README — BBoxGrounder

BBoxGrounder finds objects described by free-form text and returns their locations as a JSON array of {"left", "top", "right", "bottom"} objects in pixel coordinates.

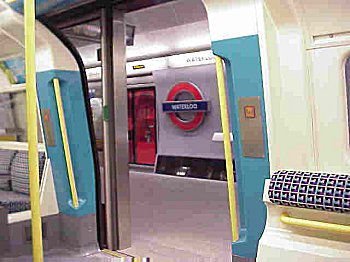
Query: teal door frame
[{"left": 212, "top": 35, "right": 270, "bottom": 258}]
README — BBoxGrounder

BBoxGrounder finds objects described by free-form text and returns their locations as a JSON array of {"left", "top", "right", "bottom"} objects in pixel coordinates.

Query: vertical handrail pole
[
  {"left": 215, "top": 56, "right": 239, "bottom": 241},
  {"left": 24, "top": 0, "right": 44, "bottom": 261},
  {"left": 53, "top": 78, "right": 79, "bottom": 208}
]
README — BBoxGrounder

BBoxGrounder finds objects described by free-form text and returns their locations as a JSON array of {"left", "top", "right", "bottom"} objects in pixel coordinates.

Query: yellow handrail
[
  {"left": 280, "top": 213, "right": 350, "bottom": 234},
  {"left": 53, "top": 78, "right": 79, "bottom": 208},
  {"left": 24, "top": 0, "right": 43, "bottom": 261},
  {"left": 215, "top": 55, "right": 239, "bottom": 241}
]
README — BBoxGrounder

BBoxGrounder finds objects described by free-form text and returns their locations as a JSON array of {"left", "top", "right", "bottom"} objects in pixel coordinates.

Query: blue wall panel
[
  {"left": 37, "top": 70, "right": 96, "bottom": 217},
  {"left": 212, "top": 35, "right": 270, "bottom": 258}
]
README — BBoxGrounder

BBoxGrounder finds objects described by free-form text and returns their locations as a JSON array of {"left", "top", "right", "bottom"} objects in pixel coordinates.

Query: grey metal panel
[
  {"left": 233, "top": 255, "right": 256, "bottom": 262},
  {"left": 101, "top": 6, "right": 131, "bottom": 250},
  {"left": 153, "top": 64, "right": 230, "bottom": 159},
  {"left": 126, "top": 75, "right": 154, "bottom": 85},
  {"left": 0, "top": 207, "right": 9, "bottom": 254},
  {"left": 238, "top": 97, "right": 265, "bottom": 158},
  {"left": 112, "top": 8, "right": 132, "bottom": 250},
  {"left": 127, "top": 83, "right": 155, "bottom": 89},
  {"left": 59, "top": 214, "right": 98, "bottom": 251},
  {"left": 3, "top": 215, "right": 60, "bottom": 258},
  {"left": 101, "top": 6, "right": 116, "bottom": 249}
]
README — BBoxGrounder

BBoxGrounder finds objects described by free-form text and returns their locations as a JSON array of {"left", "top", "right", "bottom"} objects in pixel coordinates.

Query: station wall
[{"left": 154, "top": 63, "right": 226, "bottom": 160}]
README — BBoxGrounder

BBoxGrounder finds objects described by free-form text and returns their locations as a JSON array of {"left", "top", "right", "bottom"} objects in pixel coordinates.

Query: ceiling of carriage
[
  {"left": 2, "top": 0, "right": 176, "bottom": 17},
  {"left": 125, "top": 0, "right": 207, "bottom": 34},
  {"left": 0, "top": 0, "right": 177, "bottom": 80},
  {"left": 60, "top": 0, "right": 209, "bottom": 51},
  {"left": 294, "top": 0, "right": 350, "bottom": 37},
  {"left": 0, "top": 0, "right": 208, "bottom": 83},
  {"left": 70, "top": 0, "right": 210, "bottom": 65},
  {"left": 267, "top": 0, "right": 350, "bottom": 39}
]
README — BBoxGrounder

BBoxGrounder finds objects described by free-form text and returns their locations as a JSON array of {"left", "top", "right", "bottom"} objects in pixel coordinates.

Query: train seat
[
  {"left": 268, "top": 170, "right": 350, "bottom": 213},
  {"left": 0, "top": 149, "right": 45, "bottom": 213},
  {"left": 0, "top": 190, "right": 29, "bottom": 213},
  {"left": 257, "top": 170, "right": 350, "bottom": 261}
]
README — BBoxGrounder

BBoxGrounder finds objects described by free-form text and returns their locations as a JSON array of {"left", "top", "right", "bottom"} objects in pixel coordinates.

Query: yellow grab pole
[
  {"left": 53, "top": 78, "right": 79, "bottom": 208},
  {"left": 215, "top": 56, "right": 239, "bottom": 242},
  {"left": 24, "top": 0, "right": 44, "bottom": 261},
  {"left": 281, "top": 213, "right": 350, "bottom": 234}
]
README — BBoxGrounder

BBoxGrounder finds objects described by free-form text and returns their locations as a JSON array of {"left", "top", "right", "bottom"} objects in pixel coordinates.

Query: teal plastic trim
[
  {"left": 212, "top": 35, "right": 270, "bottom": 258},
  {"left": 36, "top": 70, "right": 96, "bottom": 217}
]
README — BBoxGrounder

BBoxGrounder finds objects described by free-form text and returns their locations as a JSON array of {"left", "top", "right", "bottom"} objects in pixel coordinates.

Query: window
[
  {"left": 0, "top": 61, "right": 46, "bottom": 215},
  {"left": 345, "top": 57, "right": 350, "bottom": 142}
]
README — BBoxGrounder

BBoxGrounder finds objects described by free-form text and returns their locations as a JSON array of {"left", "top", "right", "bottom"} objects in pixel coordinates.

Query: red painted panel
[
  {"left": 134, "top": 89, "right": 156, "bottom": 165},
  {"left": 127, "top": 91, "right": 134, "bottom": 163}
]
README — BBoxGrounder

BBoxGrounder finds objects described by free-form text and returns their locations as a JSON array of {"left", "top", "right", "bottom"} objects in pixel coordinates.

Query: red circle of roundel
[{"left": 166, "top": 82, "right": 205, "bottom": 131}]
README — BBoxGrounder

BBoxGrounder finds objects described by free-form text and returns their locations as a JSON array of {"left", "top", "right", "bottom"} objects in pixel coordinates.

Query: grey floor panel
[
  {"left": 121, "top": 171, "right": 232, "bottom": 261},
  {"left": 1, "top": 251, "right": 123, "bottom": 262}
]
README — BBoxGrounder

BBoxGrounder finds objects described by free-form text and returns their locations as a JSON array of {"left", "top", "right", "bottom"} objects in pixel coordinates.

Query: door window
[
  {"left": 128, "top": 88, "right": 157, "bottom": 165},
  {"left": 345, "top": 57, "right": 350, "bottom": 144}
]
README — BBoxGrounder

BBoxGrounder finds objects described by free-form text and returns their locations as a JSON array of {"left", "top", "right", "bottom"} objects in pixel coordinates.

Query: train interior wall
[
  {"left": 0, "top": 0, "right": 349, "bottom": 261},
  {"left": 258, "top": 0, "right": 350, "bottom": 261}
]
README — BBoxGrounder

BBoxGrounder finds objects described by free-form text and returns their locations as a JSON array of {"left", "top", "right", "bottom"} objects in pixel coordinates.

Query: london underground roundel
[{"left": 162, "top": 82, "right": 210, "bottom": 131}]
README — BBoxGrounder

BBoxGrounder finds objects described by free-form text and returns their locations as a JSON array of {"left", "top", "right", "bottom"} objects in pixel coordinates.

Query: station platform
[{"left": 120, "top": 171, "right": 232, "bottom": 261}]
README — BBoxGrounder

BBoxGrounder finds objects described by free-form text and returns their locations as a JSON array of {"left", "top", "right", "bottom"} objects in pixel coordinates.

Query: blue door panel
[
  {"left": 212, "top": 35, "right": 270, "bottom": 258},
  {"left": 37, "top": 70, "right": 96, "bottom": 217}
]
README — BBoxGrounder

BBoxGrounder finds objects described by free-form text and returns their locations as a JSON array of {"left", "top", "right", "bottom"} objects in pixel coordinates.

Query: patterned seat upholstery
[
  {"left": 0, "top": 149, "right": 17, "bottom": 191},
  {"left": 0, "top": 150, "right": 46, "bottom": 213},
  {"left": 11, "top": 151, "right": 45, "bottom": 195},
  {"left": 0, "top": 190, "right": 29, "bottom": 213},
  {"left": 268, "top": 170, "right": 350, "bottom": 213}
]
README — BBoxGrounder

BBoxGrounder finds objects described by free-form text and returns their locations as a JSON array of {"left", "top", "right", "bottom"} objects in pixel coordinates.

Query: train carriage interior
[{"left": 0, "top": 0, "right": 349, "bottom": 261}]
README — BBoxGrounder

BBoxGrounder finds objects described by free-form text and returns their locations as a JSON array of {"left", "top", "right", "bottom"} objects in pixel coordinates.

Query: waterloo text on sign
[{"left": 162, "top": 101, "right": 210, "bottom": 113}]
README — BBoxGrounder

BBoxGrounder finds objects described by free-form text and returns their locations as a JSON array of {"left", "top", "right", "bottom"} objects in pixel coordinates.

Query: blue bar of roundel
[{"left": 162, "top": 101, "right": 209, "bottom": 112}]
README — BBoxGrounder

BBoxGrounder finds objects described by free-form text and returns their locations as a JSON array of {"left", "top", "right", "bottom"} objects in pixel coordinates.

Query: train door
[
  {"left": 128, "top": 91, "right": 135, "bottom": 163},
  {"left": 128, "top": 88, "right": 157, "bottom": 166},
  {"left": 310, "top": 45, "right": 350, "bottom": 174}
]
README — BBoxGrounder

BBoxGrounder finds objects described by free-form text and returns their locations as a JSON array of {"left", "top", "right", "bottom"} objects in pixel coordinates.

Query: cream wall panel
[
  {"left": 0, "top": 2, "right": 78, "bottom": 72},
  {"left": 310, "top": 45, "right": 350, "bottom": 173},
  {"left": 202, "top": 0, "right": 258, "bottom": 41},
  {"left": 260, "top": 0, "right": 316, "bottom": 172}
]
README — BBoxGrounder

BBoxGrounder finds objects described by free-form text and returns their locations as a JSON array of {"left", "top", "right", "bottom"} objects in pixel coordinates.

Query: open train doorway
[
  {"left": 121, "top": 0, "right": 234, "bottom": 261},
  {"left": 51, "top": 0, "right": 234, "bottom": 260}
]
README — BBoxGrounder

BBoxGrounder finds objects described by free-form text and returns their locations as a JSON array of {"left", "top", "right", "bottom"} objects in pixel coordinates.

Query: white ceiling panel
[
  {"left": 126, "top": 3, "right": 178, "bottom": 34},
  {"left": 125, "top": 0, "right": 207, "bottom": 34},
  {"left": 172, "top": 0, "right": 207, "bottom": 25},
  {"left": 0, "top": 37, "right": 23, "bottom": 60},
  {"left": 295, "top": 0, "right": 350, "bottom": 36}
]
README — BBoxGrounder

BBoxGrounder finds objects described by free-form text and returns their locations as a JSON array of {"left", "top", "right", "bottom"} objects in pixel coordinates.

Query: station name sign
[
  {"left": 162, "top": 101, "right": 210, "bottom": 113},
  {"left": 163, "top": 82, "right": 209, "bottom": 131}
]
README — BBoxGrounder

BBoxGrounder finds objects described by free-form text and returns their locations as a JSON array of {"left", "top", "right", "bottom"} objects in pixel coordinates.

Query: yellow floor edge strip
[
  {"left": 102, "top": 249, "right": 129, "bottom": 258},
  {"left": 101, "top": 249, "right": 147, "bottom": 261}
]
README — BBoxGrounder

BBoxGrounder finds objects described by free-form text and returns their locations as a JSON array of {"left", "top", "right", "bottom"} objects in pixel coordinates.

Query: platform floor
[
  {"left": 121, "top": 171, "right": 232, "bottom": 262},
  {"left": 1, "top": 171, "right": 232, "bottom": 262}
]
